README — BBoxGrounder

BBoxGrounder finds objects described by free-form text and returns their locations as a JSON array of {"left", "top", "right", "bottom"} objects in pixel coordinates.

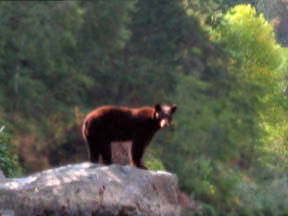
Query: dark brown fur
[{"left": 82, "top": 104, "right": 176, "bottom": 169}]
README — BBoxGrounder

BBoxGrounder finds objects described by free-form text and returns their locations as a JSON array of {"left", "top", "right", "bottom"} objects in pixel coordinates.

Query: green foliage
[
  {"left": 184, "top": 0, "right": 257, "bottom": 14},
  {"left": 161, "top": 3, "right": 288, "bottom": 214},
  {"left": 214, "top": 4, "right": 288, "bottom": 170},
  {"left": 0, "top": 1, "right": 137, "bottom": 152},
  {"left": 145, "top": 157, "right": 166, "bottom": 171},
  {"left": 0, "top": 2, "right": 84, "bottom": 116},
  {"left": 77, "top": 0, "right": 136, "bottom": 105},
  {"left": 234, "top": 174, "right": 288, "bottom": 215},
  {"left": 183, "top": 0, "right": 258, "bottom": 27},
  {"left": 185, "top": 157, "right": 241, "bottom": 207},
  {"left": 0, "top": 121, "right": 23, "bottom": 177},
  {"left": 122, "top": 0, "right": 193, "bottom": 103}
]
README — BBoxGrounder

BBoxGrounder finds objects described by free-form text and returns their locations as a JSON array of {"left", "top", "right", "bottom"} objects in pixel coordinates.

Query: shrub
[{"left": 0, "top": 120, "right": 23, "bottom": 177}]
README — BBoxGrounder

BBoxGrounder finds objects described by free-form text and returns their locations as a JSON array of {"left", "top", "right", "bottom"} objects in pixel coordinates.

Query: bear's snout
[{"left": 160, "top": 118, "right": 170, "bottom": 128}]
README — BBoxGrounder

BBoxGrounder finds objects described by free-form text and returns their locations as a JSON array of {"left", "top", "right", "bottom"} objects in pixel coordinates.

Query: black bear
[{"left": 82, "top": 104, "right": 177, "bottom": 169}]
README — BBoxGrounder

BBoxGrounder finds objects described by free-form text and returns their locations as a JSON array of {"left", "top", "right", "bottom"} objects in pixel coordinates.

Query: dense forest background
[{"left": 1, "top": 0, "right": 288, "bottom": 215}]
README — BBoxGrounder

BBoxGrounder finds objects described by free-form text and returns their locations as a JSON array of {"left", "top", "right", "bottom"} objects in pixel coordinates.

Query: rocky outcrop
[{"left": 0, "top": 163, "right": 185, "bottom": 216}]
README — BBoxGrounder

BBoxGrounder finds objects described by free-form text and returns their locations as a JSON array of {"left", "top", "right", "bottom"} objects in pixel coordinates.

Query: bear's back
[
  {"left": 85, "top": 106, "right": 154, "bottom": 121},
  {"left": 83, "top": 106, "right": 157, "bottom": 141},
  {"left": 86, "top": 106, "right": 131, "bottom": 120}
]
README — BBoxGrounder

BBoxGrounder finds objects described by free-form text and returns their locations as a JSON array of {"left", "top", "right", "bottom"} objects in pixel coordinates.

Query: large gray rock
[{"left": 0, "top": 163, "right": 182, "bottom": 216}]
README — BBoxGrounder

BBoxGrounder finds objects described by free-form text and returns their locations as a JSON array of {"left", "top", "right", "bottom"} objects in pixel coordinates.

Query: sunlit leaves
[
  {"left": 215, "top": 5, "right": 282, "bottom": 81},
  {"left": 213, "top": 4, "right": 288, "bottom": 166}
]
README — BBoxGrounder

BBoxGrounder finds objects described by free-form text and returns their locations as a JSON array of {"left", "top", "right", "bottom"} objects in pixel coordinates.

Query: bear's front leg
[{"left": 130, "top": 136, "right": 152, "bottom": 169}]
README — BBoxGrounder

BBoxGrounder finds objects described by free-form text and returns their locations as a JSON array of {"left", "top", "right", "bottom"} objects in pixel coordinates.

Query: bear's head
[{"left": 154, "top": 104, "right": 177, "bottom": 128}]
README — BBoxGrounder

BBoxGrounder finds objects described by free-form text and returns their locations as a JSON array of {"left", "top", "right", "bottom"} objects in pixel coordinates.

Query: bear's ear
[
  {"left": 171, "top": 104, "right": 177, "bottom": 113},
  {"left": 154, "top": 104, "right": 162, "bottom": 112}
]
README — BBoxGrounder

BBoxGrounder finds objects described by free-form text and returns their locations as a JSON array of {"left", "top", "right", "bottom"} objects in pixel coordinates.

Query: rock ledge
[{"left": 0, "top": 163, "right": 181, "bottom": 216}]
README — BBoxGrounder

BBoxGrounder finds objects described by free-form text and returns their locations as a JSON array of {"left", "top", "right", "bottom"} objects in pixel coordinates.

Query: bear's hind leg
[
  {"left": 100, "top": 141, "right": 112, "bottom": 165},
  {"left": 87, "top": 137, "right": 100, "bottom": 163}
]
